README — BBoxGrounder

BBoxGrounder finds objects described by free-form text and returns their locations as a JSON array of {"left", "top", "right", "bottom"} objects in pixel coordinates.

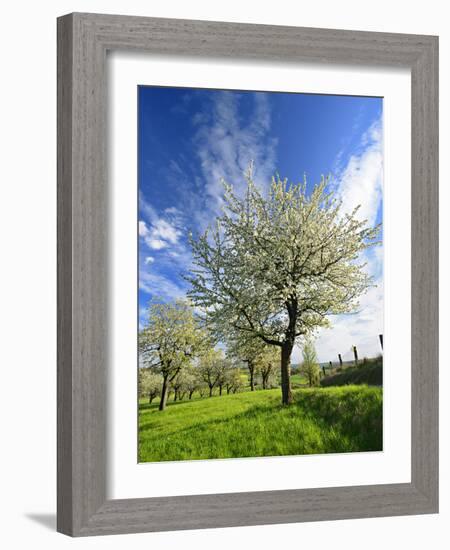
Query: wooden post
[
  {"left": 329, "top": 361, "right": 332, "bottom": 371},
  {"left": 322, "top": 365, "right": 326, "bottom": 376},
  {"left": 353, "top": 345, "right": 359, "bottom": 367},
  {"left": 379, "top": 334, "right": 383, "bottom": 350},
  {"left": 338, "top": 354, "right": 343, "bottom": 368}
]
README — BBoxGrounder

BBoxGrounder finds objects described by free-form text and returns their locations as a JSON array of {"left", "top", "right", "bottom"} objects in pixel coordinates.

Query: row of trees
[
  {"left": 139, "top": 301, "right": 282, "bottom": 409},
  {"left": 139, "top": 360, "right": 244, "bottom": 405},
  {"left": 140, "top": 166, "right": 379, "bottom": 408}
]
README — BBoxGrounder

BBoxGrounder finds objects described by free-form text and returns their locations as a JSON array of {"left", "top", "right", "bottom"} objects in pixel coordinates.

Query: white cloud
[
  {"left": 138, "top": 215, "right": 182, "bottom": 251},
  {"left": 139, "top": 269, "right": 186, "bottom": 300},
  {"left": 138, "top": 191, "right": 158, "bottom": 224},
  {"left": 164, "top": 206, "right": 181, "bottom": 216},
  {"left": 193, "top": 91, "right": 277, "bottom": 225},
  {"left": 138, "top": 220, "right": 149, "bottom": 237},
  {"left": 334, "top": 118, "right": 383, "bottom": 227},
  {"left": 138, "top": 198, "right": 193, "bottom": 299},
  {"left": 150, "top": 219, "right": 181, "bottom": 245},
  {"left": 146, "top": 238, "right": 167, "bottom": 250}
]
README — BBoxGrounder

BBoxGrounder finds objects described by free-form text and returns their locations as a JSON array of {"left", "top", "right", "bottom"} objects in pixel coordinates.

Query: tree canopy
[{"left": 187, "top": 168, "right": 380, "bottom": 404}]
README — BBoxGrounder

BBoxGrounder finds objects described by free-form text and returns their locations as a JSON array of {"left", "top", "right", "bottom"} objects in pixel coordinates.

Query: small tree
[
  {"left": 198, "top": 349, "right": 224, "bottom": 397},
  {"left": 227, "top": 336, "right": 263, "bottom": 391},
  {"left": 139, "top": 300, "right": 207, "bottom": 410},
  {"left": 171, "top": 370, "right": 187, "bottom": 401},
  {"left": 225, "top": 367, "right": 244, "bottom": 394},
  {"left": 215, "top": 360, "right": 230, "bottom": 396},
  {"left": 301, "top": 338, "right": 321, "bottom": 387},
  {"left": 197, "top": 381, "right": 209, "bottom": 398},
  {"left": 183, "top": 366, "right": 200, "bottom": 400},
  {"left": 258, "top": 347, "right": 280, "bottom": 389},
  {"left": 139, "top": 368, "right": 163, "bottom": 404},
  {"left": 187, "top": 167, "right": 380, "bottom": 405}
]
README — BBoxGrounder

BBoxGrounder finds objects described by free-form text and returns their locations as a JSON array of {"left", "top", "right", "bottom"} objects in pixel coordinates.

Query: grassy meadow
[{"left": 138, "top": 385, "right": 382, "bottom": 462}]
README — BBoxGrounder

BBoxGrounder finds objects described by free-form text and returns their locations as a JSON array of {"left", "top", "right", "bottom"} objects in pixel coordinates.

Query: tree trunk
[
  {"left": 209, "top": 386, "right": 213, "bottom": 397},
  {"left": 189, "top": 390, "right": 194, "bottom": 400},
  {"left": 281, "top": 342, "right": 293, "bottom": 405},
  {"left": 219, "top": 385, "right": 223, "bottom": 396},
  {"left": 249, "top": 363, "right": 255, "bottom": 391},
  {"left": 262, "top": 371, "right": 269, "bottom": 390},
  {"left": 149, "top": 394, "right": 154, "bottom": 404},
  {"left": 159, "top": 376, "right": 169, "bottom": 411}
]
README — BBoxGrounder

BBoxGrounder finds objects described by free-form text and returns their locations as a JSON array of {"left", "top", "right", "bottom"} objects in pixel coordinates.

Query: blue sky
[{"left": 138, "top": 86, "right": 383, "bottom": 363}]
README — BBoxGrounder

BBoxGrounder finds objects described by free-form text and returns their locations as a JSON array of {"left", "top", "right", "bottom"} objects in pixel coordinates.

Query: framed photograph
[{"left": 57, "top": 13, "right": 438, "bottom": 536}]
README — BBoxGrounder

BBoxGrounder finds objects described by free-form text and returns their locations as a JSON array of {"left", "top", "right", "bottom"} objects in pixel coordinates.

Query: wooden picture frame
[{"left": 57, "top": 12, "right": 438, "bottom": 536}]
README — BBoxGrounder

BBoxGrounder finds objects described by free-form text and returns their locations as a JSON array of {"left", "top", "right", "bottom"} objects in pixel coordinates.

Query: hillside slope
[{"left": 320, "top": 360, "right": 382, "bottom": 387}]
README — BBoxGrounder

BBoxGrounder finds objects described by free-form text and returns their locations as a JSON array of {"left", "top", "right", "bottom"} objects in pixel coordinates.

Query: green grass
[
  {"left": 138, "top": 385, "right": 382, "bottom": 462},
  {"left": 290, "top": 372, "right": 308, "bottom": 386}
]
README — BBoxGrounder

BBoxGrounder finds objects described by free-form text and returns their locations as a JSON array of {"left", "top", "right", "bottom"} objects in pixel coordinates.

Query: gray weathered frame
[{"left": 57, "top": 12, "right": 438, "bottom": 537}]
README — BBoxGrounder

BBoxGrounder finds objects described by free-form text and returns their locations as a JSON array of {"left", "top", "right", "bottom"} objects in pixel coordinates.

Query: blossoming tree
[
  {"left": 139, "top": 300, "right": 207, "bottom": 410},
  {"left": 187, "top": 169, "right": 379, "bottom": 405}
]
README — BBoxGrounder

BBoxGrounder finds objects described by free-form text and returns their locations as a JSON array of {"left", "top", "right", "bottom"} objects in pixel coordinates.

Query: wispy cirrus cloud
[
  {"left": 193, "top": 91, "right": 277, "bottom": 224},
  {"left": 333, "top": 118, "right": 383, "bottom": 227},
  {"left": 139, "top": 269, "right": 186, "bottom": 299}
]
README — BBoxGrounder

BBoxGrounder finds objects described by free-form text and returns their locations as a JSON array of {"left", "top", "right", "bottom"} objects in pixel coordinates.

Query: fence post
[
  {"left": 353, "top": 345, "right": 359, "bottom": 367},
  {"left": 379, "top": 334, "right": 383, "bottom": 350},
  {"left": 338, "top": 353, "right": 343, "bottom": 368}
]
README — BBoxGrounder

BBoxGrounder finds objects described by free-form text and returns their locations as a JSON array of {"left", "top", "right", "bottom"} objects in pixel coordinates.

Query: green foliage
[
  {"left": 138, "top": 385, "right": 382, "bottom": 462},
  {"left": 300, "top": 338, "right": 321, "bottom": 387},
  {"left": 224, "top": 367, "right": 245, "bottom": 394},
  {"left": 290, "top": 372, "right": 309, "bottom": 387}
]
